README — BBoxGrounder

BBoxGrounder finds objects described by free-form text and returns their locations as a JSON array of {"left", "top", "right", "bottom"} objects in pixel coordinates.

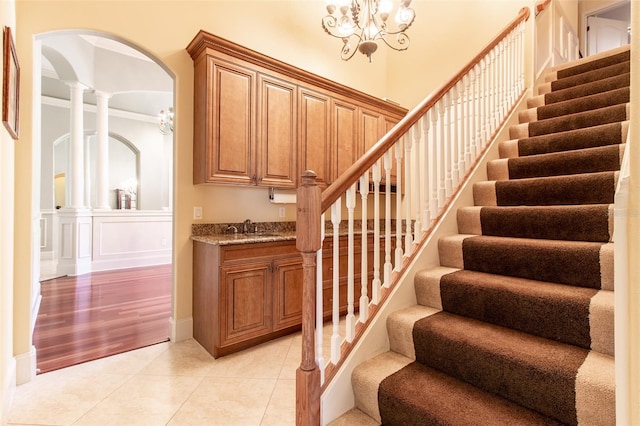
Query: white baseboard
[
  {"left": 14, "top": 346, "right": 36, "bottom": 386},
  {"left": 1, "top": 357, "right": 16, "bottom": 425},
  {"left": 91, "top": 255, "right": 171, "bottom": 273},
  {"left": 169, "top": 317, "right": 193, "bottom": 342}
]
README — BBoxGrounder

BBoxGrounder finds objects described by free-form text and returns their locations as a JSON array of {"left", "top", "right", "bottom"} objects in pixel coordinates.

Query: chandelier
[
  {"left": 158, "top": 107, "right": 174, "bottom": 135},
  {"left": 322, "top": 0, "right": 416, "bottom": 62}
]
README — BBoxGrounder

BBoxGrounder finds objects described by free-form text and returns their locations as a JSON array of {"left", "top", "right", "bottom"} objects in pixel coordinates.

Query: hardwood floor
[{"left": 34, "top": 264, "right": 172, "bottom": 374}]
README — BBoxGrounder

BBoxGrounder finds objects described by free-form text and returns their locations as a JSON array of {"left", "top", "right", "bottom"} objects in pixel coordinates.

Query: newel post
[{"left": 296, "top": 170, "right": 321, "bottom": 426}]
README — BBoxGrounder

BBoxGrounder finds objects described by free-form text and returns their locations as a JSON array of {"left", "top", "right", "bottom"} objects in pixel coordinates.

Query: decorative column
[
  {"left": 57, "top": 81, "right": 92, "bottom": 276},
  {"left": 95, "top": 90, "right": 111, "bottom": 210},
  {"left": 68, "top": 81, "right": 86, "bottom": 209},
  {"left": 84, "top": 133, "right": 93, "bottom": 207}
]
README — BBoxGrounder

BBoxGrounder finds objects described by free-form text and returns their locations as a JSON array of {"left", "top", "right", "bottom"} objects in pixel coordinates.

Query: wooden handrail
[
  {"left": 536, "top": 0, "right": 552, "bottom": 15},
  {"left": 321, "top": 6, "right": 531, "bottom": 212}
]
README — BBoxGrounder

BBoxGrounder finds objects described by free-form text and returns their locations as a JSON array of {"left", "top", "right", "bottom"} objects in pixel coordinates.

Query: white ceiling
[{"left": 40, "top": 32, "right": 173, "bottom": 118}]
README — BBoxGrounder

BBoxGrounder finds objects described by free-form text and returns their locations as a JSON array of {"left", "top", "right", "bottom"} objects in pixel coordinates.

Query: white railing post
[
  {"left": 315, "top": 214, "right": 326, "bottom": 384},
  {"left": 412, "top": 123, "right": 423, "bottom": 240},
  {"left": 358, "top": 172, "right": 370, "bottom": 323},
  {"left": 404, "top": 134, "right": 414, "bottom": 257},
  {"left": 421, "top": 114, "right": 432, "bottom": 227},
  {"left": 395, "top": 138, "right": 404, "bottom": 269},
  {"left": 383, "top": 150, "right": 393, "bottom": 286},
  {"left": 372, "top": 163, "right": 382, "bottom": 304},
  {"left": 346, "top": 184, "right": 356, "bottom": 341},
  {"left": 330, "top": 199, "right": 341, "bottom": 364}
]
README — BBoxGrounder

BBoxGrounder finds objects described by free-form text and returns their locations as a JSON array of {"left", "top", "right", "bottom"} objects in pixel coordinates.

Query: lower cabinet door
[
  {"left": 273, "top": 257, "right": 304, "bottom": 331},
  {"left": 220, "top": 262, "right": 272, "bottom": 346}
]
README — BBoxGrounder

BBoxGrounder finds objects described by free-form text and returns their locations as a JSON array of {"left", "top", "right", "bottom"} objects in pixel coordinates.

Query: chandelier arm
[{"left": 375, "top": 32, "right": 411, "bottom": 52}]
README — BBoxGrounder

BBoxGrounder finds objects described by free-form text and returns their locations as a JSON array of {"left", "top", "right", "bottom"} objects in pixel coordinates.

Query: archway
[{"left": 34, "top": 30, "right": 175, "bottom": 373}]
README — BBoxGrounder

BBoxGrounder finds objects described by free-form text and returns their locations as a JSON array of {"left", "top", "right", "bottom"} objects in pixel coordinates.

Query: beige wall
[
  {"left": 1, "top": 1, "right": 16, "bottom": 423},
  {"left": 387, "top": 0, "right": 534, "bottom": 109}
]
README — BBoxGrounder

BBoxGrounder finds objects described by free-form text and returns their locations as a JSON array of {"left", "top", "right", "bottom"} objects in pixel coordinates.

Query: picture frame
[{"left": 3, "top": 26, "right": 19, "bottom": 140}]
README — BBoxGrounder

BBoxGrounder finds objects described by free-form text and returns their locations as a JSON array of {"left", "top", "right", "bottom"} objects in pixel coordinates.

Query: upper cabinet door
[
  {"left": 299, "top": 88, "right": 331, "bottom": 188},
  {"left": 257, "top": 75, "right": 298, "bottom": 188},
  {"left": 332, "top": 99, "right": 359, "bottom": 180},
  {"left": 200, "top": 58, "right": 256, "bottom": 185}
]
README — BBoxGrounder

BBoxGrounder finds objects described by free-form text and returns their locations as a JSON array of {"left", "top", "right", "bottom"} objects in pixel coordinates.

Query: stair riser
[
  {"left": 414, "top": 269, "right": 614, "bottom": 355},
  {"left": 457, "top": 205, "right": 614, "bottom": 242},
  {"left": 474, "top": 172, "right": 618, "bottom": 207},
  {"left": 438, "top": 235, "right": 614, "bottom": 290}
]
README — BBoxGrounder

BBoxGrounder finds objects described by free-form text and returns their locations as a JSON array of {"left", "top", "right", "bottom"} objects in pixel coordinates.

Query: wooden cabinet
[
  {"left": 299, "top": 88, "right": 332, "bottom": 188},
  {"left": 193, "top": 233, "right": 393, "bottom": 358},
  {"left": 193, "top": 240, "right": 303, "bottom": 358},
  {"left": 195, "top": 57, "right": 256, "bottom": 185},
  {"left": 257, "top": 75, "right": 297, "bottom": 188},
  {"left": 187, "top": 31, "right": 407, "bottom": 188}
]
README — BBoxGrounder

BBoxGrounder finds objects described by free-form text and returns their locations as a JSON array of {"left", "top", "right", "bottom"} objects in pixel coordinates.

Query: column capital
[
  {"left": 64, "top": 80, "right": 89, "bottom": 91},
  {"left": 93, "top": 89, "right": 112, "bottom": 100}
]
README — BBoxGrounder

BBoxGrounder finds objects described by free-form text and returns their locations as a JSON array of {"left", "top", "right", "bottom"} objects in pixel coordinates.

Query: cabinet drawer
[{"left": 221, "top": 240, "right": 300, "bottom": 264}]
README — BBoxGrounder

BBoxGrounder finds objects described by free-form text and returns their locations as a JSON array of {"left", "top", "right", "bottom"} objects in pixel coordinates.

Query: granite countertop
[
  {"left": 191, "top": 219, "right": 406, "bottom": 246},
  {"left": 191, "top": 230, "right": 297, "bottom": 246}
]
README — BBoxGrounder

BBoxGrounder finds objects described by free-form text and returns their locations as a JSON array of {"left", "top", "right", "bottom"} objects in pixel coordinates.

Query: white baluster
[
  {"left": 346, "top": 184, "right": 356, "bottom": 341},
  {"left": 421, "top": 114, "right": 432, "bottom": 227},
  {"left": 358, "top": 172, "right": 369, "bottom": 323},
  {"left": 429, "top": 108, "right": 439, "bottom": 220},
  {"left": 443, "top": 93, "right": 453, "bottom": 198},
  {"left": 463, "top": 74, "right": 472, "bottom": 174},
  {"left": 316, "top": 213, "right": 325, "bottom": 384},
  {"left": 394, "top": 138, "right": 404, "bottom": 270},
  {"left": 437, "top": 99, "right": 446, "bottom": 207},
  {"left": 473, "top": 64, "right": 482, "bottom": 157},
  {"left": 454, "top": 81, "right": 465, "bottom": 183},
  {"left": 404, "top": 134, "right": 413, "bottom": 257},
  {"left": 330, "top": 199, "right": 341, "bottom": 364},
  {"left": 412, "top": 123, "right": 423, "bottom": 240},
  {"left": 383, "top": 150, "right": 393, "bottom": 287},
  {"left": 372, "top": 163, "right": 382, "bottom": 304}
]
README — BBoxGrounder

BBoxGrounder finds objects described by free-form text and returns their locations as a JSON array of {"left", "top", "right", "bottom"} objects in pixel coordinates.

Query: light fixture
[
  {"left": 322, "top": 0, "right": 416, "bottom": 62},
  {"left": 159, "top": 107, "right": 174, "bottom": 135}
]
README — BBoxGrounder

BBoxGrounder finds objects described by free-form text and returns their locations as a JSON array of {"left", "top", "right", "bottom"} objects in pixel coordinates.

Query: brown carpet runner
[{"left": 343, "top": 45, "right": 625, "bottom": 426}]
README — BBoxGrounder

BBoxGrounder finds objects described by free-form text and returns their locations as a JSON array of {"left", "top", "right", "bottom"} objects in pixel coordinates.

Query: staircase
[{"left": 333, "top": 46, "right": 629, "bottom": 426}]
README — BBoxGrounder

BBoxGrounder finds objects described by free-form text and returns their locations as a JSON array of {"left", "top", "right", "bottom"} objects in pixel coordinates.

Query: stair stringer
[{"left": 321, "top": 90, "right": 533, "bottom": 425}]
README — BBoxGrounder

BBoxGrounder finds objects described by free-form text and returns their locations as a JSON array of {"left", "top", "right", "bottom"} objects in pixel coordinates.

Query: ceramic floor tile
[
  {"left": 7, "top": 368, "right": 130, "bottom": 425},
  {"left": 138, "top": 339, "right": 215, "bottom": 377},
  {"left": 167, "top": 376, "right": 276, "bottom": 425},
  {"left": 74, "top": 374, "right": 204, "bottom": 425},
  {"left": 206, "top": 335, "right": 293, "bottom": 379},
  {"left": 260, "top": 379, "right": 296, "bottom": 426}
]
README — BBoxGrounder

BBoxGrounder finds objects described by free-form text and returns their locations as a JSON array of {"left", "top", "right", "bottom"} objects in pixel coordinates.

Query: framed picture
[{"left": 3, "top": 26, "right": 19, "bottom": 139}]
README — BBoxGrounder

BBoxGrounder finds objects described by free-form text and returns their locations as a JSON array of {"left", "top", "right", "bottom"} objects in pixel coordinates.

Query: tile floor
[{"left": 7, "top": 335, "right": 301, "bottom": 426}]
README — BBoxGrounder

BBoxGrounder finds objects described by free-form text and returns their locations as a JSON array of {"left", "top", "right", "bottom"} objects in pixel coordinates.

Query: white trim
[
  {"left": 169, "top": 317, "right": 193, "bottom": 342},
  {"left": 14, "top": 346, "right": 37, "bottom": 386}
]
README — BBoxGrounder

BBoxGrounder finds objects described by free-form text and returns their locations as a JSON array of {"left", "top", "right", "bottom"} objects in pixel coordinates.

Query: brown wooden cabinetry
[
  {"left": 299, "top": 87, "right": 332, "bottom": 189},
  {"left": 187, "top": 31, "right": 407, "bottom": 188},
  {"left": 193, "top": 233, "right": 392, "bottom": 358}
]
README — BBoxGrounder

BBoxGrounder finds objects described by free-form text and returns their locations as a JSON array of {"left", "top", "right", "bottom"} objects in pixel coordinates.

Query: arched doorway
[{"left": 34, "top": 30, "right": 175, "bottom": 373}]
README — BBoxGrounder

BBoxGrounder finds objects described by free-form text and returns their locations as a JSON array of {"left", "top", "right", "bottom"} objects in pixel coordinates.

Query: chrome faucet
[
  {"left": 226, "top": 225, "right": 238, "bottom": 234},
  {"left": 243, "top": 219, "right": 253, "bottom": 234}
]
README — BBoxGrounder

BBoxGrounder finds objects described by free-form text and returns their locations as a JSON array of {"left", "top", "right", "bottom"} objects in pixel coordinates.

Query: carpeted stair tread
[
  {"left": 519, "top": 87, "right": 629, "bottom": 123},
  {"left": 539, "top": 60, "right": 630, "bottom": 94},
  {"left": 550, "top": 48, "right": 629, "bottom": 80},
  {"left": 529, "top": 72, "right": 630, "bottom": 107},
  {"left": 344, "top": 46, "right": 624, "bottom": 426},
  {"left": 499, "top": 121, "right": 628, "bottom": 158},
  {"left": 487, "top": 144, "right": 624, "bottom": 180},
  {"left": 411, "top": 311, "right": 614, "bottom": 425},
  {"left": 510, "top": 103, "right": 629, "bottom": 139},
  {"left": 438, "top": 235, "right": 613, "bottom": 289},
  {"left": 378, "top": 358, "right": 565, "bottom": 426},
  {"left": 474, "top": 171, "right": 618, "bottom": 206},
  {"left": 413, "top": 268, "right": 614, "bottom": 353},
  {"left": 352, "top": 350, "right": 565, "bottom": 426},
  {"left": 456, "top": 204, "right": 613, "bottom": 242}
]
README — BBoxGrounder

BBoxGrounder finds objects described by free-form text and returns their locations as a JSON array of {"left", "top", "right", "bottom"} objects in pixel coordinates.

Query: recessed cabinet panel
[
  {"left": 273, "top": 258, "right": 304, "bottom": 331},
  {"left": 210, "top": 59, "right": 256, "bottom": 184},
  {"left": 299, "top": 88, "right": 331, "bottom": 188},
  {"left": 258, "top": 76, "right": 297, "bottom": 187},
  {"left": 333, "top": 100, "right": 359, "bottom": 179},
  {"left": 220, "top": 263, "right": 272, "bottom": 345}
]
